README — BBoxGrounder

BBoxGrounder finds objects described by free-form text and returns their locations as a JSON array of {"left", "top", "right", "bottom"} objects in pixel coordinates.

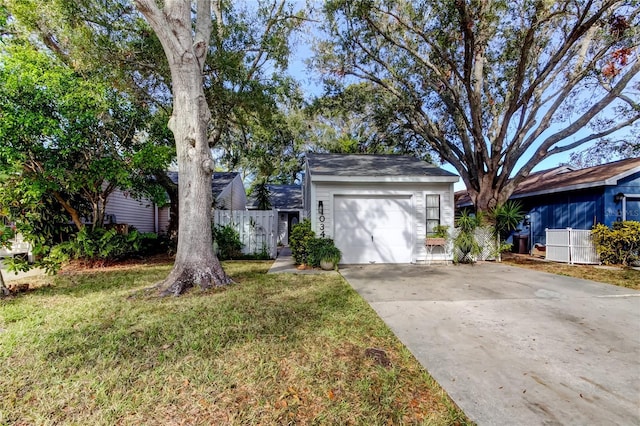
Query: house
[
  {"left": 246, "top": 184, "right": 303, "bottom": 245},
  {"left": 455, "top": 158, "right": 640, "bottom": 248},
  {"left": 304, "top": 153, "right": 459, "bottom": 264},
  {"left": 104, "top": 188, "right": 159, "bottom": 233},
  {"left": 106, "top": 171, "right": 247, "bottom": 235}
]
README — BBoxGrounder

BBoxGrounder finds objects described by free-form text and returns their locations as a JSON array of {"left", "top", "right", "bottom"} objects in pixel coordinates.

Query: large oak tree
[
  {"left": 133, "top": 0, "right": 304, "bottom": 294},
  {"left": 133, "top": 0, "right": 232, "bottom": 294},
  {"left": 317, "top": 0, "right": 640, "bottom": 211}
]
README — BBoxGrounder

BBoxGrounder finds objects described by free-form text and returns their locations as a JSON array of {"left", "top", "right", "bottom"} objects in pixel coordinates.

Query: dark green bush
[
  {"left": 453, "top": 211, "right": 484, "bottom": 264},
  {"left": 490, "top": 200, "right": 525, "bottom": 240},
  {"left": 306, "top": 237, "right": 342, "bottom": 268},
  {"left": 213, "top": 224, "right": 243, "bottom": 260},
  {"left": 289, "top": 218, "right": 315, "bottom": 265},
  {"left": 44, "top": 227, "right": 157, "bottom": 272},
  {"left": 592, "top": 221, "right": 640, "bottom": 265}
]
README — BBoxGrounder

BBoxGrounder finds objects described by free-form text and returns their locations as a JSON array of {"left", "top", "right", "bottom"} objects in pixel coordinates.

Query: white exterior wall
[
  {"left": 308, "top": 181, "right": 455, "bottom": 263},
  {"left": 105, "top": 189, "right": 157, "bottom": 233},
  {"left": 216, "top": 174, "right": 247, "bottom": 211}
]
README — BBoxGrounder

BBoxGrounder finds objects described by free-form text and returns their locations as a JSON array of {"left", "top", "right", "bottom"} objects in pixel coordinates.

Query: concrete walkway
[
  {"left": 0, "top": 259, "right": 46, "bottom": 282},
  {"left": 340, "top": 262, "right": 640, "bottom": 426},
  {"left": 268, "top": 247, "right": 338, "bottom": 275}
]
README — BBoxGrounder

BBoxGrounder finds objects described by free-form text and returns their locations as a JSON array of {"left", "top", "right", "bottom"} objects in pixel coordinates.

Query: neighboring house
[
  {"left": 247, "top": 184, "right": 303, "bottom": 245},
  {"left": 456, "top": 158, "right": 640, "bottom": 247},
  {"left": 107, "top": 172, "right": 247, "bottom": 235},
  {"left": 104, "top": 188, "right": 159, "bottom": 233},
  {"left": 304, "top": 153, "right": 459, "bottom": 264}
]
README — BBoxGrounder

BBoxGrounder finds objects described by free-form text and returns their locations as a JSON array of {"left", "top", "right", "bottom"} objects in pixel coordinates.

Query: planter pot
[{"left": 320, "top": 259, "right": 336, "bottom": 271}]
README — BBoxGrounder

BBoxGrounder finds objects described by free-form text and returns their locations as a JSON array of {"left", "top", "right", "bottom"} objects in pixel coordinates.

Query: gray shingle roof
[
  {"left": 166, "top": 171, "right": 239, "bottom": 198},
  {"left": 247, "top": 184, "right": 302, "bottom": 210},
  {"left": 306, "top": 153, "right": 457, "bottom": 178}
]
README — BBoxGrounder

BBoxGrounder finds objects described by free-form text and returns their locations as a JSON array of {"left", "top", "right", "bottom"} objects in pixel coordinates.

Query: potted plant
[
  {"left": 426, "top": 225, "right": 449, "bottom": 246},
  {"left": 307, "top": 237, "right": 342, "bottom": 270}
]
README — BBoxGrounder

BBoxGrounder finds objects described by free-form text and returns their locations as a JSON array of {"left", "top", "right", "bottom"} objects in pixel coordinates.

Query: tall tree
[
  {"left": 317, "top": 0, "right": 640, "bottom": 211},
  {"left": 0, "top": 43, "right": 151, "bottom": 231},
  {"left": 133, "top": 0, "right": 232, "bottom": 294},
  {"left": 133, "top": 0, "right": 305, "bottom": 294}
]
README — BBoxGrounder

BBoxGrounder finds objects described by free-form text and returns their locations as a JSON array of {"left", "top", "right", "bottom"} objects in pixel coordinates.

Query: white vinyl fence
[
  {"left": 0, "top": 233, "right": 33, "bottom": 262},
  {"left": 213, "top": 210, "right": 278, "bottom": 259},
  {"left": 545, "top": 228, "right": 599, "bottom": 264}
]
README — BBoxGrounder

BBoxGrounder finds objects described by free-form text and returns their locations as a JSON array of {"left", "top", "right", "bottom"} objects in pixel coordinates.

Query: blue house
[{"left": 456, "top": 158, "right": 640, "bottom": 248}]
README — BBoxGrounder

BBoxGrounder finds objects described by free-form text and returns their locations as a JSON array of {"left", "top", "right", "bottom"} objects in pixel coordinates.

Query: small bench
[{"left": 425, "top": 237, "right": 448, "bottom": 265}]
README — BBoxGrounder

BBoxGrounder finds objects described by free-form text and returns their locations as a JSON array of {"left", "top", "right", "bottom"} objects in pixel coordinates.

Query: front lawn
[{"left": 0, "top": 261, "right": 469, "bottom": 425}]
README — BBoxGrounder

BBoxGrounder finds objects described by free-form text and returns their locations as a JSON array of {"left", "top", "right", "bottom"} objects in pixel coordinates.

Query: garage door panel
[{"left": 334, "top": 195, "right": 412, "bottom": 264}]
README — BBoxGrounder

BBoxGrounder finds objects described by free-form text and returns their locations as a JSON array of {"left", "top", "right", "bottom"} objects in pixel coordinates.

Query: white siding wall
[
  {"left": 216, "top": 175, "right": 247, "bottom": 211},
  {"left": 105, "top": 189, "right": 157, "bottom": 233},
  {"left": 308, "top": 181, "right": 456, "bottom": 263}
]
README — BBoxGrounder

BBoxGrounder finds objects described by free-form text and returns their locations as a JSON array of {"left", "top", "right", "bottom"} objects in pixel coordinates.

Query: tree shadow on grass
[{"left": 38, "top": 271, "right": 353, "bottom": 371}]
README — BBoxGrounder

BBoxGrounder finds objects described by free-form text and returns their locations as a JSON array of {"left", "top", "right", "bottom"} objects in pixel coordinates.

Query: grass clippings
[
  {"left": 0, "top": 260, "right": 469, "bottom": 425},
  {"left": 502, "top": 254, "right": 640, "bottom": 290}
]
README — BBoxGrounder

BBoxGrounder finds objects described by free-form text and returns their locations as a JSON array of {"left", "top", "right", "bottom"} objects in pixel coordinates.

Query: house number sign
[
  {"left": 319, "top": 215, "right": 325, "bottom": 237},
  {"left": 318, "top": 201, "right": 326, "bottom": 237}
]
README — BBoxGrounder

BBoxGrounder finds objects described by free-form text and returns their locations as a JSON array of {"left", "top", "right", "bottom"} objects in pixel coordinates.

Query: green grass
[
  {"left": 0, "top": 261, "right": 470, "bottom": 425},
  {"left": 502, "top": 255, "right": 640, "bottom": 290}
]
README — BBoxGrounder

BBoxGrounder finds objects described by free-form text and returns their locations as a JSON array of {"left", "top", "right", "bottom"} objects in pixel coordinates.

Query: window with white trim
[{"left": 426, "top": 194, "right": 440, "bottom": 236}]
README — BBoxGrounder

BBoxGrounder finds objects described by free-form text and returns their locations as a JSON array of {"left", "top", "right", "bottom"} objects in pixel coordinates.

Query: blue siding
[
  {"left": 519, "top": 190, "right": 604, "bottom": 246},
  {"left": 604, "top": 171, "right": 640, "bottom": 226}
]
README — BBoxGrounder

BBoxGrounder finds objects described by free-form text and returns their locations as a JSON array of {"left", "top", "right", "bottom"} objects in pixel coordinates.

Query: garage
[
  {"left": 304, "top": 153, "right": 459, "bottom": 264},
  {"left": 334, "top": 195, "right": 413, "bottom": 264}
]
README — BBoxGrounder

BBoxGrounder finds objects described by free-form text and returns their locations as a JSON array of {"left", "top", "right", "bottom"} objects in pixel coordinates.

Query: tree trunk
[
  {"left": 156, "top": 69, "right": 232, "bottom": 295},
  {"left": 0, "top": 270, "right": 9, "bottom": 297},
  {"left": 134, "top": 0, "right": 232, "bottom": 295},
  {"left": 155, "top": 172, "right": 179, "bottom": 243},
  {"left": 52, "top": 191, "right": 84, "bottom": 231}
]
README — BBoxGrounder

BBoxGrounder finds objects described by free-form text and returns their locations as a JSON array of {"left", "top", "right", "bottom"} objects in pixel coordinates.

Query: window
[{"left": 426, "top": 194, "right": 440, "bottom": 236}]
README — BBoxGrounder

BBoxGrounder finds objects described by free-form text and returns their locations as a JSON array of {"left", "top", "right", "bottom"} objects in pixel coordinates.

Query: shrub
[
  {"left": 592, "top": 221, "right": 640, "bottom": 265},
  {"left": 490, "top": 200, "right": 525, "bottom": 240},
  {"left": 453, "top": 211, "right": 484, "bottom": 264},
  {"left": 289, "top": 218, "right": 315, "bottom": 265},
  {"left": 306, "top": 237, "right": 342, "bottom": 269},
  {"left": 212, "top": 224, "right": 243, "bottom": 260},
  {"left": 43, "top": 227, "right": 157, "bottom": 272}
]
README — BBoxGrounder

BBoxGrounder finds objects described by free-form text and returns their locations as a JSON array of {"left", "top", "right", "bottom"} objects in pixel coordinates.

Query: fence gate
[
  {"left": 545, "top": 228, "right": 599, "bottom": 264},
  {"left": 213, "top": 210, "right": 278, "bottom": 259}
]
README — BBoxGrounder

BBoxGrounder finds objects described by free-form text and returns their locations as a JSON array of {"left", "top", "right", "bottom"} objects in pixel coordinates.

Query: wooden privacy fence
[
  {"left": 213, "top": 210, "right": 278, "bottom": 259},
  {"left": 545, "top": 228, "right": 599, "bottom": 264}
]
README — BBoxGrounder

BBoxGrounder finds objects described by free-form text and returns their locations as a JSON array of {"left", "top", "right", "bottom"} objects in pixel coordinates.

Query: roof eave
[
  {"left": 310, "top": 175, "right": 459, "bottom": 183},
  {"left": 512, "top": 180, "right": 610, "bottom": 199}
]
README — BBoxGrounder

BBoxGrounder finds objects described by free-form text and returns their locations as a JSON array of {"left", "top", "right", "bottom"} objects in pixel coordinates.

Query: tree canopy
[
  {"left": 0, "top": 43, "right": 163, "bottom": 231},
  {"left": 316, "top": 0, "right": 640, "bottom": 211}
]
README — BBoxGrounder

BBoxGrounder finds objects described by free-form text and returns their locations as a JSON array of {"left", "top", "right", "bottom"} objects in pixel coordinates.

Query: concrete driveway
[{"left": 340, "top": 262, "right": 640, "bottom": 425}]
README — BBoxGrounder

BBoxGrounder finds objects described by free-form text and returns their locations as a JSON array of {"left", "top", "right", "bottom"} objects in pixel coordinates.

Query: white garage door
[{"left": 334, "top": 195, "right": 413, "bottom": 264}]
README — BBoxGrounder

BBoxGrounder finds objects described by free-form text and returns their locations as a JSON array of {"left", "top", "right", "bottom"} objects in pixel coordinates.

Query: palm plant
[{"left": 453, "top": 210, "right": 484, "bottom": 264}]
